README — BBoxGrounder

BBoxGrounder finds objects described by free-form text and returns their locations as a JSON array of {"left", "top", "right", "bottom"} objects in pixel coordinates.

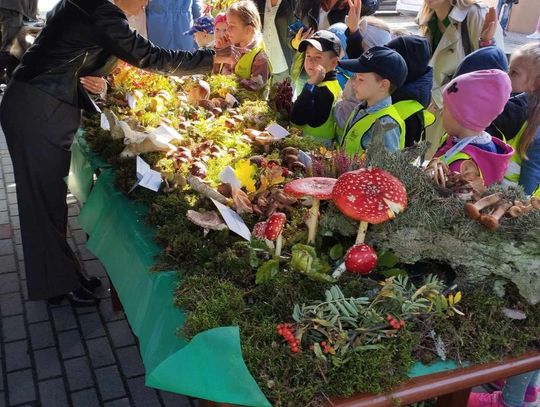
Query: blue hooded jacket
[{"left": 146, "top": 0, "right": 202, "bottom": 51}]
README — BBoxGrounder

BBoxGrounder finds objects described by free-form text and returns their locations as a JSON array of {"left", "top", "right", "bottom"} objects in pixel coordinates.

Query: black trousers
[{"left": 0, "top": 80, "right": 83, "bottom": 300}]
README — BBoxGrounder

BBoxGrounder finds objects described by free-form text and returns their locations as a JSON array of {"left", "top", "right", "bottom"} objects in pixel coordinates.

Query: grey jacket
[{"left": 0, "top": 0, "right": 38, "bottom": 18}]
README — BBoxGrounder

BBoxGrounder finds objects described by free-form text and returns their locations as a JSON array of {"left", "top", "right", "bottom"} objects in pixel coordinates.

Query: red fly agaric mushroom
[
  {"left": 265, "top": 212, "right": 287, "bottom": 256},
  {"left": 332, "top": 168, "right": 407, "bottom": 245},
  {"left": 332, "top": 243, "right": 377, "bottom": 278},
  {"left": 252, "top": 221, "right": 267, "bottom": 240},
  {"left": 284, "top": 177, "right": 337, "bottom": 244}
]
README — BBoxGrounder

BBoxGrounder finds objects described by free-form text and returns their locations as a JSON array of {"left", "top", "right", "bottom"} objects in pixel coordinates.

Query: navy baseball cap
[
  {"left": 298, "top": 30, "right": 342, "bottom": 56},
  {"left": 184, "top": 15, "right": 214, "bottom": 35},
  {"left": 338, "top": 46, "right": 408, "bottom": 88}
]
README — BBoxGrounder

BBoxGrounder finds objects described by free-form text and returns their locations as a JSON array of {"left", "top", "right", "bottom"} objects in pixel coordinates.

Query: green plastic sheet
[{"left": 67, "top": 130, "right": 467, "bottom": 407}]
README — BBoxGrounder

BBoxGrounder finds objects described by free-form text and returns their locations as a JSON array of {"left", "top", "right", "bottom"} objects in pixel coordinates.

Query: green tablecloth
[{"left": 67, "top": 131, "right": 459, "bottom": 407}]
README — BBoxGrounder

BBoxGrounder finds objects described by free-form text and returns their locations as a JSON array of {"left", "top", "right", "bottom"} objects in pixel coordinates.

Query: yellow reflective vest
[{"left": 301, "top": 79, "right": 342, "bottom": 144}]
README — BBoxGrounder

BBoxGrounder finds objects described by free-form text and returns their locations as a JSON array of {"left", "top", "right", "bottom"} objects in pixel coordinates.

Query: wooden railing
[{"left": 200, "top": 352, "right": 540, "bottom": 407}]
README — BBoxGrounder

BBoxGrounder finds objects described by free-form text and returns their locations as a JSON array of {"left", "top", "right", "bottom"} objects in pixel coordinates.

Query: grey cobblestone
[
  {"left": 25, "top": 300, "right": 49, "bottom": 323},
  {"left": 2, "top": 314, "right": 26, "bottom": 342},
  {"left": 28, "top": 321, "right": 55, "bottom": 350},
  {"left": 0, "top": 273, "right": 18, "bottom": 294},
  {"left": 58, "top": 329, "right": 85, "bottom": 360},
  {"left": 104, "top": 399, "right": 131, "bottom": 407},
  {"left": 51, "top": 305, "right": 78, "bottom": 332},
  {"left": 116, "top": 346, "right": 145, "bottom": 378},
  {"left": 0, "top": 239, "right": 13, "bottom": 256},
  {"left": 77, "top": 312, "right": 105, "bottom": 340},
  {"left": 95, "top": 366, "right": 126, "bottom": 401},
  {"left": 7, "top": 370, "right": 35, "bottom": 405},
  {"left": 4, "top": 339, "right": 31, "bottom": 372},
  {"left": 108, "top": 320, "right": 135, "bottom": 348},
  {"left": 128, "top": 377, "right": 161, "bottom": 407},
  {"left": 34, "top": 348, "right": 62, "bottom": 380},
  {"left": 0, "top": 254, "right": 15, "bottom": 274},
  {"left": 64, "top": 357, "right": 94, "bottom": 392},
  {"left": 71, "top": 389, "right": 100, "bottom": 407},
  {"left": 0, "top": 292, "right": 23, "bottom": 316},
  {"left": 38, "top": 378, "right": 69, "bottom": 407},
  {"left": 86, "top": 336, "right": 115, "bottom": 368}
]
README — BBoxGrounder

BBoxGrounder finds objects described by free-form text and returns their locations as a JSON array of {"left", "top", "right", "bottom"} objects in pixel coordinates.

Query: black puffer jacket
[{"left": 12, "top": 0, "right": 213, "bottom": 111}]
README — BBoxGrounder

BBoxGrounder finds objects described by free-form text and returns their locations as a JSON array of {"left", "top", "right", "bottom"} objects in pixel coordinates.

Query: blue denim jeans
[{"left": 503, "top": 370, "right": 540, "bottom": 407}]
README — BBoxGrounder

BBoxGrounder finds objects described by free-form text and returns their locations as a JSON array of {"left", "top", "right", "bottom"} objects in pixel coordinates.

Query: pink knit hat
[
  {"left": 214, "top": 13, "right": 227, "bottom": 26},
  {"left": 442, "top": 69, "right": 512, "bottom": 133}
]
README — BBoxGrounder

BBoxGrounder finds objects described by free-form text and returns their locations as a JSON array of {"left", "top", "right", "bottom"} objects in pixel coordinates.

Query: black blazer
[{"left": 13, "top": 0, "right": 213, "bottom": 111}]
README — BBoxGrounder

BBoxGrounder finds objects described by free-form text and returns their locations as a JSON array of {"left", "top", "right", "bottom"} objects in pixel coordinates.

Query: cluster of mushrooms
[
  {"left": 425, "top": 158, "right": 540, "bottom": 230},
  {"left": 465, "top": 193, "right": 540, "bottom": 230}
]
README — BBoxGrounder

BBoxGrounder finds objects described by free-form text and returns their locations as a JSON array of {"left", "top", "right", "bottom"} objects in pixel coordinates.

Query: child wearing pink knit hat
[
  {"left": 212, "top": 13, "right": 234, "bottom": 75},
  {"left": 433, "top": 69, "right": 514, "bottom": 186}
]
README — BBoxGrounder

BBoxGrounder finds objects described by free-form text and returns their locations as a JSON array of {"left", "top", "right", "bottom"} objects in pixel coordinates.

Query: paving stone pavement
[{"left": 0, "top": 127, "right": 197, "bottom": 406}]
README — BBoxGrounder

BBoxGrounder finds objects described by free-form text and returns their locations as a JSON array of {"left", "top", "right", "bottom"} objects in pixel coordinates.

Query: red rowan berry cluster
[
  {"left": 276, "top": 323, "right": 301, "bottom": 353},
  {"left": 386, "top": 315, "right": 405, "bottom": 330}
]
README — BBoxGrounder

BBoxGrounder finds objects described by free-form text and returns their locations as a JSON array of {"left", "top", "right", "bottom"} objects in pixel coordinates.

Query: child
[
  {"left": 226, "top": 1, "right": 271, "bottom": 92},
  {"left": 185, "top": 15, "right": 215, "bottom": 49},
  {"left": 336, "top": 46, "right": 408, "bottom": 156},
  {"left": 432, "top": 69, "right": 513, "bottom": 187},
  {"left": 469, "top": 371, "right": 540, "bottom": 407},
  {"left": 290, "top": 30, "right": 343, "bottom": 146},
  {"left": 495, "top": 42, "right": 540, "bottom": 197},
  {"left": 212, "top": 13, "right": 234, "bottom": 75}
]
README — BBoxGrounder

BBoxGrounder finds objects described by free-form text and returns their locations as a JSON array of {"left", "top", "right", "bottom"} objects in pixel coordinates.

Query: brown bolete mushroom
[
  {"left": 464, "top": 192, "right": 503, "bottom": 220},
  {"left": 186, "top": 210, "right": 228, "bottom": 235},
  {"left": 283, "top": 177, "right": 337, "bottom": 244},
  {"left": 332, "top": 168, "right": 408, "bottom": 245}
]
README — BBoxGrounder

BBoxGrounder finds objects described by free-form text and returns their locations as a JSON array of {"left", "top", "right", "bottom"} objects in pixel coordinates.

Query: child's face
[
  {"left": 442, "top": 106, "right": 465, "bottom": 136},
  {"left": 215, "top": 22, "right": 228, "bottom": 42},
  {"left": 303, "top": 45, "right": 338, "bottom": 77},
  {"left": 509, "top": 57, "right": 535, "bottom": 93},
  {"left": 351, "top": 72, "right": 389, "bottom": 103},
  {"left": 194, "top": 31, "right": 213, "bottom": 48},
  {"left": 226, "top": 13, "right": 253, "bottom": 45}
]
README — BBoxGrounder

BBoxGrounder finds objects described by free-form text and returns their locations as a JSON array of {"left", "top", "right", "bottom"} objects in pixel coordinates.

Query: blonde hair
[
  {"left": 510, "top": 42, "right": 540, "bottom": 159},
  {"left": 361, "top": 16, "right": 391, "bottom": 33},
  {"left": 227, "top": 0, "right": 262, "bottom": 33},
  {"left": 418, "top": 0, "right": 478, "bottom": 36}
]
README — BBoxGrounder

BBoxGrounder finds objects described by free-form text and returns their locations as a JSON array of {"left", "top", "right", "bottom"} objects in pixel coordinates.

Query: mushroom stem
[
  {"left": 275, "top": 234, "right": 283, "bottom": 257},
  {"left": 464, "top": 192, "right": 503, "bottom": 220},
  {"left": 332, "top": 262, "right": 346, "bottom": 279},
  {"left": 307, "top": 198, "right": 321, "bottom": 245},
  {"left": 355, "top": 221, "right": 369, "bottom": 245},
  {"left": 479, "top": 201, "right": 512, "bottom": 230}
]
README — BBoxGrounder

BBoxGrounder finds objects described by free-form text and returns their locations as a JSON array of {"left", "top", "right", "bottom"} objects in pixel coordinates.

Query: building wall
[{"left": 507, "top": 0, "right": 540, "bottom": 34}]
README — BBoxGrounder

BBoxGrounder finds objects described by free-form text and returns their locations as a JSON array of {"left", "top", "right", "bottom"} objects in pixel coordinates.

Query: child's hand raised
[
  {"left": 480, "top": 7, "right": 497, "bottom": 43},
  {"left": 307, "top": 65, "right": 327, "bottom": 85},
  {"left": 291, "top": 27, "right": 314, "bottom": 51},
  {"left": 346, "top": 0, "right": 362, "bottom": 34}
]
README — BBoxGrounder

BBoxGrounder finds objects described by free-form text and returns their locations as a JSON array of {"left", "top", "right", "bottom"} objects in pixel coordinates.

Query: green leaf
[
  {"left": 377, "top": 251, "right": 400, "bottom": 268},
  {"left": 255, "top": 259, "right": 280, "bottom": 284},
  {"left": 290, "top": 244, "right": 317, "bottom": 274},
  {"left": 312, "top": 318, "right": 332, "bottom": 327},
  {"left": 292, "top": 304, "right": 301, "bottom": 322},
  {"left": 330, "top": 286, "right": 341, "bottom": 301},
  {"left": 329, "top": 244, "right": 344, "bottom": 261},
  {"left": 313, "top": 342, "right": 327, "bottom": 362},
  {"left": 305, "top": 271, "right": 336, "bottom": 284}
]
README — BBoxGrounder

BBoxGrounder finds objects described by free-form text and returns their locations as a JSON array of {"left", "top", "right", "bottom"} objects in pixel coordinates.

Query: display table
[{"left": 67, "top": 131, "right": 540, "bottom": 407}]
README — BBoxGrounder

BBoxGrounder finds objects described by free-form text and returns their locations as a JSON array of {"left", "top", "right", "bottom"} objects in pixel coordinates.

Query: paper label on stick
[
  {"left": 266, "top": 123, "right": 289, "bottom": 140},
  {"left": 211, "top": 199, "right": 251, "bottom": 241},
  {"left": 225, "top": 93, "right": 239, "bottom": 107},
  {"left": 126, "top": 93, "right": 137, "bottom": 110},
  {"left": 298, "top": 150, "right": 313, "bottom": 169},
  {"left": 219, "top": 166, "right": 241, "bottom": 189},
  {"left": 152, "top": 124, "right": 182, "bottom": 142},
  {"left": 100, "top": 113, "right": 110, "bottom": 131},
  {"left": 131, "top": 156, "right": 162, "bottom": 193}
]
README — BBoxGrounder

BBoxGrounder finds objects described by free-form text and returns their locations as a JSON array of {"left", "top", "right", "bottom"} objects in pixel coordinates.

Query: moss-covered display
[{"left": 81, "top": 65, "right": 540, "bottom": 406}]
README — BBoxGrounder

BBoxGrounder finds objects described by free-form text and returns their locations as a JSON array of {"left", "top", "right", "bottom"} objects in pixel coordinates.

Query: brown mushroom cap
[
  {"left": 332, "top": 168, "right": 407, "bottom": 224},
  {"left": 283, "top": 177, "right": 337, "bottom": 200},
  {"left": 186, "top": 210, "right": 227, "bottom": 231}
]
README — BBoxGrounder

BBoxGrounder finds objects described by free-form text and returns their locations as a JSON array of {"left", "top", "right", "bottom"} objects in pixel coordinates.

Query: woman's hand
[
  {"left": 480, "top": 7, "right": 497, "bottom": 43},
  {"left": 80, "top": 76, "right": 107, "bottom": 95},
  {"left": 346, "top": 0, "right": 362, "bottom": 34}
]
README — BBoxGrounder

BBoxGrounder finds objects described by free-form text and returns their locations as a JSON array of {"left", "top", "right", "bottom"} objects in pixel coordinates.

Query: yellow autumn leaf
[
  {"left": 448, "top": 293, "right": 454, "bottom": 306},
  {"left": 454, "top": 291, "right": 462, "bottom": 304},
  {"left": 234, "top": 159, "right": 257, "bottom": 193}
]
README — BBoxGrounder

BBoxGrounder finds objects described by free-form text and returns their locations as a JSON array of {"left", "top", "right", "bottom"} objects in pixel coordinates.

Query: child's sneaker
[
  {"left": 524, "top": 386, "right": 538, "bottom": 406},
  {"left": 468, "top": 391, "right": 506, "bottom": 407}
]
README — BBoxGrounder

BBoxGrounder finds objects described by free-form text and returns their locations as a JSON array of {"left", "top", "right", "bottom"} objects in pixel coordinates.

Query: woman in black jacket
[{"left": 0, "top": 0, "right": 217, "bottom": 306}]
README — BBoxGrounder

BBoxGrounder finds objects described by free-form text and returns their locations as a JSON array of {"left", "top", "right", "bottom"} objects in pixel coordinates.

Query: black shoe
[
  {"left": 77, "top": 270, "right": 102, "bottom": 292},
  {"left": 47, "top": 287, "right": 100, "bottom": 307}
]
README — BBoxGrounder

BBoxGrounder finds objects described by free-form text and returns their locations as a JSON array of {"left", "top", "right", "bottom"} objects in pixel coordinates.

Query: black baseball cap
[
  {"left": 298, "top": 30, "right": 342, "bottom": 56},
  {"left": 338, "top": 46, "right": 408, "bottom": 88}
]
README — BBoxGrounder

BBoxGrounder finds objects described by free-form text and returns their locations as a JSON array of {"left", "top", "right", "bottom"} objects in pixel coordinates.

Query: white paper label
[
  {"left": 132, "top": 156, "right": 162, "bottom": 192},
  {"left": 266, "top": 123, "right": 289, "bottom": 140},
  {"left": 219, "top": 166, "right": 241, "bottom": 190},
  {"left": 152, "top": 124, "right": 182, "bottom": 142},
  {"left": 126, "top": 93, "right": 137, "bottom": 109},
  {"left": 225, "top": 93, "right": 239, "bottom": 107},
  {"left": 211, "top": 199, "right": 251, "bottom": 241},
  {"left": 100, "top": 113, "right": 110, "bottom": 131},
  {"left": 298, "top": 150, "right": 313, "bottom": 169}
]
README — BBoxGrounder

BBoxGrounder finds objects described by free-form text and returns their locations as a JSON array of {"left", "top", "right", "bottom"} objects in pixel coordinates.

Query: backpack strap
[{"left": 460, "top": 13, "right": 472, "bottom": 56}]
